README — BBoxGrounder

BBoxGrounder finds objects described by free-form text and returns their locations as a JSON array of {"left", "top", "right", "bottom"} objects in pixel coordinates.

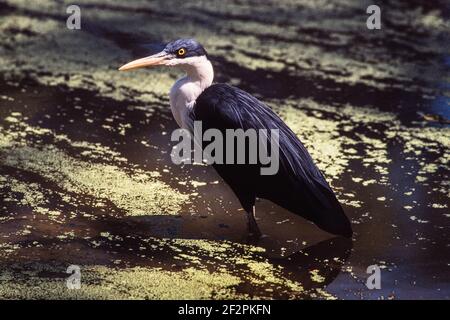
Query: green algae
[
  {"left": 309, "top": 269, "right": 326, "bottom": 283},
  {"left": 0, "top": 264, "right": 244, "bottom": 300},
  {"left": 0, "top": 236, "right": 333, "bottom": 299},
  {"left": 0, "top": 114, "right": 188, "bottom": 217},
  {"left": 1, "top": 0, "right": 447, "bottom": 104}
]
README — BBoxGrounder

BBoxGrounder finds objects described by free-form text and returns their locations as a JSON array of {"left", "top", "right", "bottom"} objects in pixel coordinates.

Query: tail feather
[
  {"left": 298, "top": 185, "right": 353, "bottom": 238},
  {"left": 264, "top": 179, "right": 353, "bottom": 238}
]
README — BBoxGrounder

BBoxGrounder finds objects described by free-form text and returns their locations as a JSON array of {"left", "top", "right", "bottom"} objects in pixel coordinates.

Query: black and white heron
[{"left": 119, "top": 39, "right": 352, "bottom": 238}]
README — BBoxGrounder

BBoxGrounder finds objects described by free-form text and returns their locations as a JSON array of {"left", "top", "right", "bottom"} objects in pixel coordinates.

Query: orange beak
[{"left": 118, "top": 52, "right": 171, "bottom": 71}]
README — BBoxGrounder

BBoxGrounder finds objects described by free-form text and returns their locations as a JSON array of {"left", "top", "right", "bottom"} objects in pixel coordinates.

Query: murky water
[{"left": 0, "top": 0, "right": 448, "bottom": 299}]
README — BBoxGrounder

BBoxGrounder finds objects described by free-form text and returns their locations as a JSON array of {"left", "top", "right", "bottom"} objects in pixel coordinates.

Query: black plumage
[{"left": 194, "top": 83, "right": 352, "bottom": 238}]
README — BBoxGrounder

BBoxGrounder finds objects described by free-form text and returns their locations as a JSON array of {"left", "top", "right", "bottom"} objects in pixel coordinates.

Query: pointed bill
[{"left": 118, "top": 52, "right": 170, "bottom": 71}]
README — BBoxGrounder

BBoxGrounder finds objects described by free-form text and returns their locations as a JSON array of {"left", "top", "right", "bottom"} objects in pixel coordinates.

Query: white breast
[
  {"left": 169, "top": 77, "right": 201, "bottom": 130},
  {"left": 168, "top": 56, "right": 214, "bottom": 131}
]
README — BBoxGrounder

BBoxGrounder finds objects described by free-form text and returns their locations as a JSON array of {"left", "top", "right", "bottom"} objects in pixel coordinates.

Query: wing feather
[{"left": 193, "top": 83, "right": 352, "bottom": 237}]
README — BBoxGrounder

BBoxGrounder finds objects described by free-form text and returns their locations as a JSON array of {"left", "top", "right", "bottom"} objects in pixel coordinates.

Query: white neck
[
  {"left": 179, "top": 56, "right": 214, "bottom": 90},
  {"left": 169, "top": 56, "right": 214, "bottom": 129}
]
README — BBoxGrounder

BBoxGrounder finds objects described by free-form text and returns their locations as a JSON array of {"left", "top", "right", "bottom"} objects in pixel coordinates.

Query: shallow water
[{"left": 0, "top": 0, "right": 448, "bottom": 299}]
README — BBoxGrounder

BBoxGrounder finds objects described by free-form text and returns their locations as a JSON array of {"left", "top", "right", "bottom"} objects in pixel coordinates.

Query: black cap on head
[{"left": 164, "top": 38, "right": 208, "bottom": 58}]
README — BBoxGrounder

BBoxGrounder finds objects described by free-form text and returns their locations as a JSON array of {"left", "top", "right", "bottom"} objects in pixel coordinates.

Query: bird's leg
[{"left": 246, "top": 206, "right": 262, "bottom": 237}]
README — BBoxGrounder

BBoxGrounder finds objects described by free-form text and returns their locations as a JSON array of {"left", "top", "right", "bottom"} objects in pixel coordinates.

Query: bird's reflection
[
  {"left": 268, "top": 237, "right": 352, "bottom": 292},
  {"left": 106, "top": 214, "right": 352, "bottom": 297}
]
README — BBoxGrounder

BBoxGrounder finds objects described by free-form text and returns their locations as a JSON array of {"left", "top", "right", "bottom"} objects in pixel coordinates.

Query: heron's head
[{"left": 119, "top": 38, "right": 208, "bottom": 71}]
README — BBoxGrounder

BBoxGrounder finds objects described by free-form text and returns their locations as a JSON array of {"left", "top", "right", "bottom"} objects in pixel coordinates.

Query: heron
[{"left": 119, "top": 38, "right": 352, "bottom": 238}]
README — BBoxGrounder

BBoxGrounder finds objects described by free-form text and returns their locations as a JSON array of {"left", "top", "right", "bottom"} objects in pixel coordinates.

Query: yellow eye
[{"left": 177, "top": 48, "right": 186, "bottom": 56}]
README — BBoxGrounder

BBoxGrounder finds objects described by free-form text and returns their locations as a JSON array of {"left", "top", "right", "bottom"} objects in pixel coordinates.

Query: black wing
[{"left": 193, "top": 83, "right": 352, "bottom": 237}]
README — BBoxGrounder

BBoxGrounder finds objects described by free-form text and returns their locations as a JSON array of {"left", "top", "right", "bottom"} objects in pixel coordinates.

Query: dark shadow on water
[
  {"left": 234, "top": 236, "right": 352, "bottom": 298},
  {"left": 269, "top": 237, "right": 352, "bottom": 288},
  {"left": 0, "top": 207, "right": 352, "bottom": 298}
]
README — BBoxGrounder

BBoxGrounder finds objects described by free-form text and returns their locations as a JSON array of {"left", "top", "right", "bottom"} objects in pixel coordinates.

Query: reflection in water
[{"left": 269, "top": 237, "right": 352, "bottom": 292}]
